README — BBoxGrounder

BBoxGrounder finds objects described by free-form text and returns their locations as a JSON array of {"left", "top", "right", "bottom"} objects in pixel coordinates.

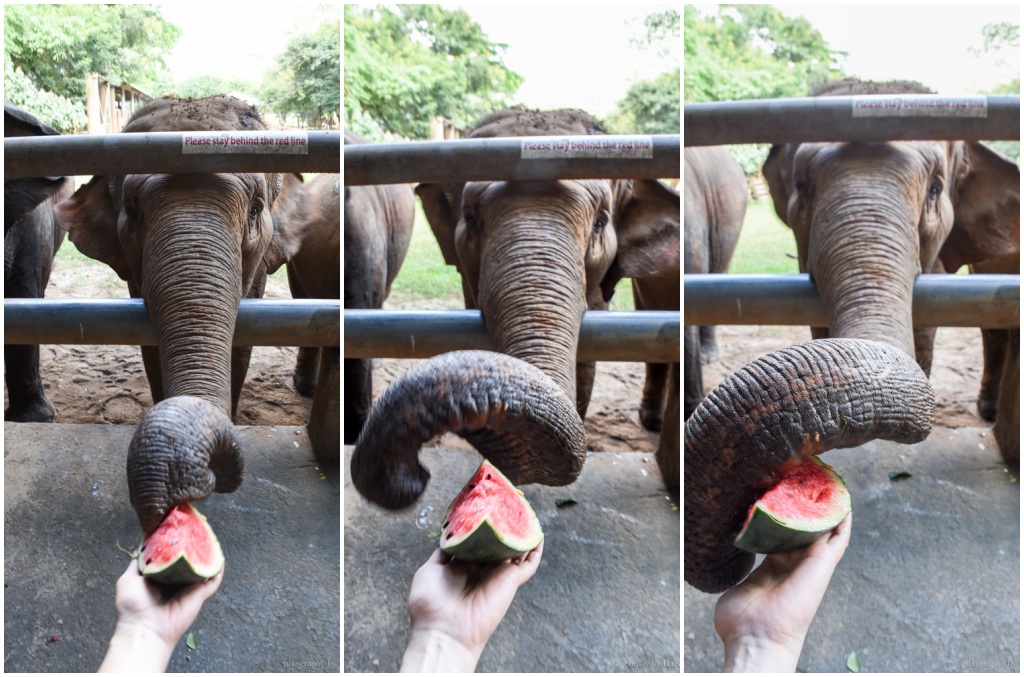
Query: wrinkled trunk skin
[
  {"left": 807, "top": 180, "right": 919, "bottom": 360},
  {"left": 685, "top": 339, "right": 934, "bottom": 593},
  {"left": 477, "top": 218, "right": 587, "bottom": 409},
  {"left": 141, "top": 212, "right": 243, "bottom": 413}
]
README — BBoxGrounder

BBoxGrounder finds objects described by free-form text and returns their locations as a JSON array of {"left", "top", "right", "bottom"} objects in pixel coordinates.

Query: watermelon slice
[
  {"left": 440, "top": 460, "right": 544, "bottom": 563},
  {"left": 137, "top": 503, "right": 225, "bottom": 585},
  {"left": 734, "top": 457, "right": 851, "bottom": 554}
]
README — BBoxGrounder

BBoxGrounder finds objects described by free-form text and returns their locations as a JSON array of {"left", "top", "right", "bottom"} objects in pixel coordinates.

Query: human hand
[
  {"left": 99, "top": 560, "right": 223, "bottom": 672},
  {"left": 715, "top": 514, "right": 852, "bottom": 672},
  {"left": 401, "top": 540, "right": 544, "bottom": 672}
]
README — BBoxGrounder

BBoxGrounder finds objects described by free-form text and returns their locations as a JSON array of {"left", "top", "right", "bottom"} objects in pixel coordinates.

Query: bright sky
[
  {"left": 158, "top": 3, "right": 335, "bottom": 85},
  {"left": 698, "top": 4, "right": 1020, "bottom": 95},
  {"left": 447, "top": 4, "right": 679, "bottom": 118}
]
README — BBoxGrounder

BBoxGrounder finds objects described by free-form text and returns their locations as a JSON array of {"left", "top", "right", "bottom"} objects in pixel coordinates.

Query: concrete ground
[
  {"left": 4, "top": 423, "right": 340, "bottom": 673},
  {"left": 344, "top": 445, "right": 681, "bottom": 672},
  {"left": 684, "top": 427, "right": 1019, "bottom": 673}
]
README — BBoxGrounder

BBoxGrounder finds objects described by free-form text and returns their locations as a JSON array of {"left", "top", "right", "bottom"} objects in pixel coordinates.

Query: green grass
[
  {"left": 387, "top": 202, "right": 636, "bottom": 310},
  {"left": 728, "top": 198, "right": 800, "bottom": 275}
]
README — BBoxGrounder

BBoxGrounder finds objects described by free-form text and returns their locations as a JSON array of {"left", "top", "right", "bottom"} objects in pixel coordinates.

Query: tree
[
  {"left": 684, "top": 4, "right": 845, "bottom": 102},
  {"left": 607, "top": 9, "right": 680, "bottom": 134},
  {"left": 261, "top": 20, "right": 341, "bottom": 128},
  {"left": 344, "top": 5, "right": 522, "bottom": 140},
  {"left": 4, "top": 4, "right": 180, "bottom": 99}
]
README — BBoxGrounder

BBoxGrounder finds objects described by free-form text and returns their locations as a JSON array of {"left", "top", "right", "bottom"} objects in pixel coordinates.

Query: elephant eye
[
  {"left": 593, "top": 215, "right": 608, "bottom": 234},
  {"left": 927, "top": 181, "right": 943, "bottom": 201},
  {"left": 795, "top": 181, "right": 809, "bottom": 197},
  {"left": 463, "top": 213, "right": 479, "bottom": 230},
  {"left": 247, "top": 199, "right": 264, "bottom": 222}
]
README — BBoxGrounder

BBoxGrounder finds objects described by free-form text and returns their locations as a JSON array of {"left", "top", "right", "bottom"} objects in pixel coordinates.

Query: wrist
[
  {"left": 98, "top": 622, "right": 175, "bottom": 673},
  {"left": 401, "top": 627, "right": 482, "bottom": 673},
  {"left": 721, "top": 635, "right": 802, "bottom": 673}
]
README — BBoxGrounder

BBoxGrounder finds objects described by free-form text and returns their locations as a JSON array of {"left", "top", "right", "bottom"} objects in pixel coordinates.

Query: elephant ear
[
  {"left": 54, "top": 175, "right": 133, "bottom": 281},
  {"left": 264, "top": 172, "right": 309, "bottom": 274},
  {"left": 601, "top": 179, "right": 680, "bottom": 300},
  {"left": 415, "top": 182, "right": 462, "bottom": 268},
  {"left": 939, "top": 142, "right": 1021, "bottom": 273},
  {"left": 762, "top": 143, "right": 796, "bottom": 227}
]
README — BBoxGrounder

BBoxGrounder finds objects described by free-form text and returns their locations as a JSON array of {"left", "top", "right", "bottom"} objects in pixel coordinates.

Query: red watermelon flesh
[
  {"left": 733, "top": 456, "right": 851, "bottom": 554},
  {"left": 440, "top": 460, "right": 544, "bottom": 563},
  {"left": 138, "top": 503, "right": 225, "bottom": 585}
]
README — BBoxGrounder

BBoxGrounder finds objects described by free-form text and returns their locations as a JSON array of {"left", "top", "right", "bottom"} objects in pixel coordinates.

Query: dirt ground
[{"left": 8, "top": 262, "right": 989, "bottom": 442}]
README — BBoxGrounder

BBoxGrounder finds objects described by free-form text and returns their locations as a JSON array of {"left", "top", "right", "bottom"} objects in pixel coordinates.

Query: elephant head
[
  {"left": 763, "top": 80, "right": 1020, "bottom": 369},
  {"left": 352, "top": 108, "right": 680, "bottom": 508},
  {"left": 55, "top": 95, "right": 307, "bottom": 530}
]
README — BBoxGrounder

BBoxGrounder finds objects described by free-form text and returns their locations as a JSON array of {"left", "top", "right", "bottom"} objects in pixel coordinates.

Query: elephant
[
  {"left": 342, "top": 130, "right": 415, "bottom": 444},
  {"left": 54, "top": 95, "right": 308, "bottom": 529},
  {"left": 351, "top": 108, "right": 681, "bottom": 508},
  {"left": 758, "top": 79, "right": 1020, "bottom": 464},
  {"left": 4, "top": 103, "right": 73, "bottom": 422},
  {"left": 682, "top": 146, "right": 748, "bottom": 420}
]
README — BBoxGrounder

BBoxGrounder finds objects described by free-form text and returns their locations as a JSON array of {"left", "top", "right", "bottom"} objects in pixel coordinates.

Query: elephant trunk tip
[{"left": 127, "top": 395, "right": 244, "bottom": 533}]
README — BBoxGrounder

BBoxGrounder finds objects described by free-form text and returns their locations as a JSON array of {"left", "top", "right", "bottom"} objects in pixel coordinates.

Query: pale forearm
[
  {"left": 98, "top": 624, "right": 174, "bottom": 673},
  {"left": 400, "top": 628, "right": 482, "bottom": 673}
]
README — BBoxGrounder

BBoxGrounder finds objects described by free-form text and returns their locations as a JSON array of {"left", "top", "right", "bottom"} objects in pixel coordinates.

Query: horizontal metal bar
[
  {"left": 4, "top": 298, "right": 340, "bottom": 346},
  {"left": 683, "top": 274, "right": 1020, "bottom": 328},
  {"left": 4, "top": 131, "right": 341, "bottom": 178},
  {"left": 344, "top": 135, "right": 681, "bottom": 185},
  {"left": 684, "top": 95, "right": 1020, "bottom": 146},
  {"left": 343, "top": 310, "right": 680, "bottom": 362}
]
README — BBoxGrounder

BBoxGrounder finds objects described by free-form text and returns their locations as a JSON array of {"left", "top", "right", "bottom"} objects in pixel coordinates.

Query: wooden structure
[{"left": 85, "top": 73, "right": 152, "bottom": 134}]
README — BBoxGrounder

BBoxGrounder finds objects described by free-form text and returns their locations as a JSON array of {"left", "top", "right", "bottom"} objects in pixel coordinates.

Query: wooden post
[{"left": 85, "top": 73, "right": 102, "bottom": 134}]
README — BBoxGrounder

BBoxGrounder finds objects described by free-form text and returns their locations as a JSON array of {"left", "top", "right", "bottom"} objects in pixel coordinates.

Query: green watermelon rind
[
  {"left": 733, "top": 457, "right": 852, "bottom": 555},
  {"left": 439, "top": 461, "right": 544, "bottom": 563},
  {"left": 137, "top": 503, "right": 225, "bottom": 585}
]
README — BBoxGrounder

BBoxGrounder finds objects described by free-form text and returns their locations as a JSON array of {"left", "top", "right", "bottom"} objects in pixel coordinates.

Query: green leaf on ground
[
  {"left": 554, "top": 497, "right": 578, "bottom": 508},
  {"left": 888, "top": 470, "right": 912, "bottom": 481},
  {"left": 186, "top": 632, "right": 197, "bottom": 650},
  {"left": 847, "top": 651, "right": 860, "bottom": 672}
]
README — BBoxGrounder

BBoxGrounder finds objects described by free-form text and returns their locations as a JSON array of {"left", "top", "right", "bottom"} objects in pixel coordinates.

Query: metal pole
[
  {"left": 684, "top": 95, "right": 1020, "bottom": 146},
  {"left": 4, "top": 298, "right": 340, "bottom": 346},
  {"left": 344, "top": 310, "right": 680, "bottom": 362},
  {"left": 684, "top": 274, "right": 1020, "bottom": 328},
  {"left": 4, "top": 131, "right": 342, "bottom": 178},
  {"left": 344, "top": 135, "right": 681, "bottom": 185}
]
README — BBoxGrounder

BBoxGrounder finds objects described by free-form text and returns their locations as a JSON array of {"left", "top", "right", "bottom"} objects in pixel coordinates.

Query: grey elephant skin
[
  {"left": 54, "top": 95, "right": 309, "bottom": 529},
  {"left": 4, "top": 103, "right": 73, "bottom": 422},
  {"left": 343, "top": 130, "right": 415, "bottom": 444},
  {"left": 682, "top": 146, "right": 748, "bottom": 420},
  {"left": 761, "top": 79, "right": 1020, "bottom": 465},
  {"left": 352, "top": 108, "right": 681, "bottom": 508}
]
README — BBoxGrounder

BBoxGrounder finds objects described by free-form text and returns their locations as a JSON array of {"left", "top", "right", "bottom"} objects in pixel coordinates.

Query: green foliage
[
  {"left": 684, "top": 4, "right": 845, "bottom": 102},
  {"left": 172, "top": 75, "right": 259, "bottom": 100},
  {"left": 261, "top": 19, "right": 341, "bottom": 128},
  {"left": 606, "top": 69, "right": 680, "bottom": 134},
  {"left": 4, "top": 61, "right": 86, "bottom": 133},
  {"left": 4, "top": 4, "right": 180, "bottom": 100},
  {"left": 344, "top": 4, "right": 522, "bottom": 139}
]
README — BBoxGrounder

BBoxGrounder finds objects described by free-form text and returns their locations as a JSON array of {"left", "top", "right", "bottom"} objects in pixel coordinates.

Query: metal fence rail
[
  {"left": 684, "top": 95, "right": 1020, "bottom": 146},
  {"left": 4, "top": 298, "right": 340, "bottom": 346},
  {"left": 4, "top": 131, "right": 342, "bottom": 178},
  {"left": 344, "top": 310, "right": 680, "bottom": 362},
  {"left": 684, "top": 274, "right": 1020, "bottom": 328},
  {"left": 344, "top": 135, "right": 681, "bottom": 185}
]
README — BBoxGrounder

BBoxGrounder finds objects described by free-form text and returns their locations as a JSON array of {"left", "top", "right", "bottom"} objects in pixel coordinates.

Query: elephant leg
[
  {"left": 993, "top": 330, "right": 1019, "bottom": 467},
  {"left": 308, "top": 346, "right": 340, "bottom": 464},
  {"left": 229, "top": 346, "right": 253, "bottom": 419},
  {"left": 140, "top": 345, "right": 165, "bottom": 404},
  {"left": 575, "top": 361, "right": 596, "bottom": 421},
  {"left": 344, "top": 357, "right": 372, "bottom": 445},
  {"left": 699, "top": 325, "right": 719, "bottom": 365},
  {"left": 639, "top": 362, "right": 669, "bottom": 432},
  {"left": 656, "top": 363, "right": 680, "bottom": 496},
  {"left": 913, "top": 326, "right": 937, "bottom": 377},
  {"left": 4, "top": 343, "right": 55, "bottom": 422},
  {"left": 683, "top": 325, "right": 702, "bottom": 420},
  {"left": 977, "top": 328, "right": 1008, "bottom": 422},
  {"left": 287, "top": 262, "right": 320, "bottom": 396}
]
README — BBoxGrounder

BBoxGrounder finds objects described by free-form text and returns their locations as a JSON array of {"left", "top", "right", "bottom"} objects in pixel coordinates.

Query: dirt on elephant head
[
  {"left": 122, "top": 94, "right": 268, "bottom": 133},
  {"left": 468, "top": 107, "right": 608, "bottom": 138}
]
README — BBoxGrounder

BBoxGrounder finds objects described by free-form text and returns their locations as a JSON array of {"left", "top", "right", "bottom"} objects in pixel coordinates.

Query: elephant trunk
[
  {"left": 477, "top": 219, "right": 588, "bottom": 403},
  {"left": 141, "top": 211, "right": 244, "bottom": 413},
  {"left": 127, "top": 396, "right": 244, "bottom": 533},
  {"left": 351, "top": 351, "right": 586, "bottom": 509},
  {"left": 684, "top": 339, "right": 934, "bottom": 593},
  {"left": 807, "top": 182, "right": 919, "bottom": 357}
]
